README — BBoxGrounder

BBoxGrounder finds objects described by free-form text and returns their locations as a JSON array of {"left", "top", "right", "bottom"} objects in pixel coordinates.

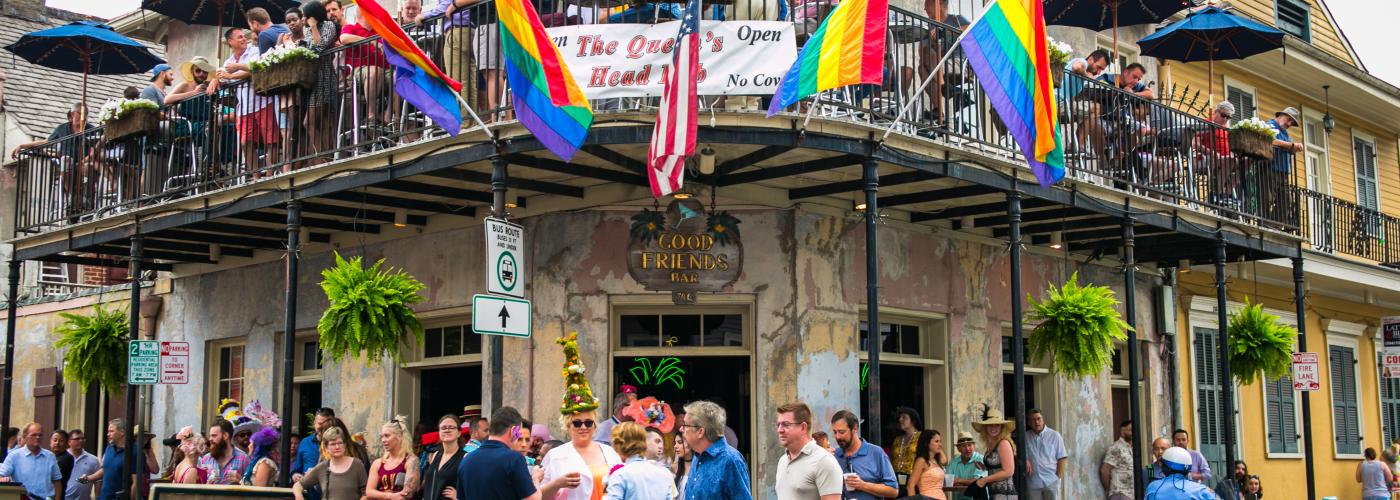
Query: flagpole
[
  {"left": 455, "top": 92, "right": 495, "bottom": 141},
  {"left": 880, "top": 6, "right": 989, "bottom": 141}
]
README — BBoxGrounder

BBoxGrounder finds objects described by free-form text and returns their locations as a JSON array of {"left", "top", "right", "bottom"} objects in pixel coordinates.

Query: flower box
[
  {"left": 1229, "top": 128, "right": 1274, "bottom": 160},
  {"left": 252, "top": 57, "right": 318, "bottom": 97},
  {"left": 103, "top": 107, "right": 160, "bottom": 143}
]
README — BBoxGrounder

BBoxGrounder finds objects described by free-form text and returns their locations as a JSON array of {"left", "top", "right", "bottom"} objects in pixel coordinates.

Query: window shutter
[
  {"left": 1332, "top": 345, "right": 1362, "bottom": 455},
  {"left": 1194, "top": 328, "right": 1226, "bottom": 473},
  {"left": 1380, "top": 354, "right": 1400, "bottom": 445},
  {"left": 1264, "top": 377, "right": 1300, "bottom": 454},
  {"left": 1275, "top": 0, "right": 1311, "bottom": 41},
  {"left": 1227, "top": 87, "right": 1256, "bottom": 124},
  {"left": 1265, "top": 378, "right": 1284, "bottom": 452},
  {"left": 1355, "top": 139, "right": 1380, "bottom": 211}
]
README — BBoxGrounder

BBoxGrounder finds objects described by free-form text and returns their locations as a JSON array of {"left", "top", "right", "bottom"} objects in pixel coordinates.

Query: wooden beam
[
  {"left": 316, "top": 191, "right": 476, "bottom": 216},
  {"left": 714, "top": 146, "right": 791, "bottom": 176},
  {"left": 506, "top": 154, "right": 648, "bottom": 186},
  {"left": 377, "top": 179, "right": 493, "bottom": 204},
  {"left": 580, "top": 145, "right": 647, "bottom": 174},
  {"left": 719, "top": 155, "right": 862, "bottom": 186},
  {"left": 880, "top": 184, "right": 1002, "bottom": 208},
  {"left": 790, "top": 170, "right": 941, "bottom": 200},
  {"left": 423, "top": 169, "right": 585, "bottom": 198},
  {"left": 228, "top": 211, "right": 380, "bottom": 234}
]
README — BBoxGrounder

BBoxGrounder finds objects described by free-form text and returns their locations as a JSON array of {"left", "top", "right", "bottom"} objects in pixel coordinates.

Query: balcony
[
  {"left": 1301, "top": 189, "right": 1400, "bottom": 267},
  {"left": 6, "top": 3, "right": 1301, "bottom": 270}
]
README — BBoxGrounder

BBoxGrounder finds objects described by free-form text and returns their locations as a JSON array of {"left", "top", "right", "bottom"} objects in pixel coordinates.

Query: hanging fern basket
[
  {"left": 1025, "top": 272, "right": 1133, "bottom": 378},
  {"left": 55, "top": 304, "right": 130, "bottom": 393},
  {"left": 1228, "top": 299, "right": 1297, "bottom": 385},
  {"left": 317, "top": 252, "right": 427, "bottom": 365}
]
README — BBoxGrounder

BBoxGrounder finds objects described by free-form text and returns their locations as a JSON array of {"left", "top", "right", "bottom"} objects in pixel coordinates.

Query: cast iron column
[
  {"left": 124, "top": 236, "right": 143, "bottom": 498},
  {"left": 1122, "top": 216, "right": 1143, "bottom": 496},
  {"left": 1215, "top": 235, "right": 1236, "bottom": 469},
  {"left": 280, "top": 200, "right": 301, "bottom": 486},
  {"left": 1292, "top": 253, "right": 1316, "bottom": 500},
  {"left": 489, "top": 157, "right": 507, "bottom": 411},
  {"left": 1008, "top": 190, "right": 1027, "bottom": 499},
  {"left": 862, "top": 158, "right": 882, "bottom": 447},
  {"left": 1, "top": 260, "right": 19, "bottom": 463}
]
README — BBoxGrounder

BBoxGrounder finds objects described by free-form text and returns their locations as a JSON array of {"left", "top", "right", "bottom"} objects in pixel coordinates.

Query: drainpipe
[{"left": 139, "top": 295, "right": 162, "bottom": 470}]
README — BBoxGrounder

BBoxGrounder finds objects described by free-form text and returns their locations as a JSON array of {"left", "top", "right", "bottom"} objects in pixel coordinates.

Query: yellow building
[{"left": 1159, "top": 1, "right": 1400, "bottom": 498}]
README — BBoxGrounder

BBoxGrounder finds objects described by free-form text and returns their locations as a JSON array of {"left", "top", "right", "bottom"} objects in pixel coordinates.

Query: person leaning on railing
[
  {"left": 166, "top": 56, "right": 238, "bottom": 172},
  {"left": 1194, "top": 101, "right": 1238, "bottom": 208},
  {"left": 1263, "top": 107, "right": 1304, "bottom": 227},
  {"left": 420, "top": 0, "right": 481, "bottom": 121},
  {"left": 10, "top": 102, "right": 99, "bottom": 220}
]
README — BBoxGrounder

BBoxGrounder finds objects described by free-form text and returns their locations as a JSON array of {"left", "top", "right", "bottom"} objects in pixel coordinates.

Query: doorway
[
  {"left": 420, "top": 365, "right": 482, "bottom": 426},
  {"left": 295, "top": 382, "right": 323, "bottom": 436},
  {"left": 613, "top": 355, "right": 750, "bottom": 455}
]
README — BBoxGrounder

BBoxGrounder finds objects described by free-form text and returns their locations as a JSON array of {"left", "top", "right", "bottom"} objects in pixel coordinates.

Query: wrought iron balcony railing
[
  {"left": 10, "top": 2, "right": 1299, "bottom": 235},
  {"left": 1300, "top": 188, "right": 1400, "bottom": 266}
]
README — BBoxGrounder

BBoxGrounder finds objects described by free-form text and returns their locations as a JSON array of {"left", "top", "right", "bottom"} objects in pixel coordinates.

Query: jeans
[{"left": 1025, "top": 487, "right": 1057, "bottom": 500}]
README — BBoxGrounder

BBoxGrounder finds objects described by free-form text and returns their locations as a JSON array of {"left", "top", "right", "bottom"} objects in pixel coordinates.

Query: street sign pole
[
  {"left": 489, "top": 157, "right": 507, "bottom": 412},
  {"left": 123, "top": 235, "right": 142, "bottom": 500}
]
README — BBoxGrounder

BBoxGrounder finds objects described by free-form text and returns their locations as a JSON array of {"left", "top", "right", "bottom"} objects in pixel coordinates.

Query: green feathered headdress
[{"left": 557, "top": 332, "right": 601, "bottom": 415}]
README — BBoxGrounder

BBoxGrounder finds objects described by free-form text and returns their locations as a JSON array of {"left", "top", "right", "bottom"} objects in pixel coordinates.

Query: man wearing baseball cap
[
  {"left": 946, "top": 432, "right": 987, "bottom": 500},
  {"left": 139, "top": 63, "right": 173, "bottom": 105},
  {"left": 1264, "top": 107, "right": 1304, "bottom": 224}
]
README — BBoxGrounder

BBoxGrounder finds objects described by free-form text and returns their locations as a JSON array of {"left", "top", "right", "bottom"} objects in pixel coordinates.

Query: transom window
[
  {"left": 619, "top": 313, "right": 745, "bottom": 348},
  {"left": 424, "top": 324, "right": 482, "bottom": 358},
  {"left": 217, "top": 345, "right": 244, "bottom": 402}
]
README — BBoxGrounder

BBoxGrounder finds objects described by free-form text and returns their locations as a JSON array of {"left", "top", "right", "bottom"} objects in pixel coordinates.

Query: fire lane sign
[
  {"left": 486, "top": 218, "right": 526, "bottom": 298},
  {"left": 1292, "top": 352, "right": 1320, "bottom": 391},
  {"left": 128, "top": 340, "right": 159, "bottom": 385}
]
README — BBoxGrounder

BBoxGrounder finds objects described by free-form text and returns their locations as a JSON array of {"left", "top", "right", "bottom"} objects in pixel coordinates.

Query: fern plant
[
  {"left": 1228, "top": 299, "right": 1297, "bottom": 385},
  {"left": 317, "top": 252, "right": 426, "bottom": 365},
  {"left": 55, "top": 304, "right": 130, "bottom": 393},
  {"left": 1025, "top": 272, "right": 1133, "bottom": 378}
]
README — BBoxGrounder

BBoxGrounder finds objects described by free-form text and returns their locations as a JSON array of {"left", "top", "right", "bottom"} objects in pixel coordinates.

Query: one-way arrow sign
[{"left": 473, "top": 294, "right": 531, "bottom": 338}]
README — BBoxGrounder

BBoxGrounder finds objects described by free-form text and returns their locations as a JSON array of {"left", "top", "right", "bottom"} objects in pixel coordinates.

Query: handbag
[{"left": 961, "top": 481, "right": 990, "bottom": 500}]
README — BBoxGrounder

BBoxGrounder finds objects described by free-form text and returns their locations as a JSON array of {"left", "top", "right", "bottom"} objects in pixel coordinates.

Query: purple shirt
[
  {"left": 1185, "top": 448, "right": 1212, "bottom": 484},
  {"left": 424, "top": 0, "right": 472, "bottom": 30}
]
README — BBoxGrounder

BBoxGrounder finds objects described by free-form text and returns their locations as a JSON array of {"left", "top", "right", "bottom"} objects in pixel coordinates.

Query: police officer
[{"left": 1145, "top": 447, "right": 1216, "bottom": 500}]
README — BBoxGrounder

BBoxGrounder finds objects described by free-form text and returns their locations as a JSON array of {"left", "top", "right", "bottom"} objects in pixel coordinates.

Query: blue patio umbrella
[
  {"left": 3, "top": 20, "right": 165, "bottom": 103},
  {"left": 1137, "top": 6, "right": 1284, "bottom": 102},
  {"left": 1044, "top": 0, "right": 1189, "bottom": 80}
]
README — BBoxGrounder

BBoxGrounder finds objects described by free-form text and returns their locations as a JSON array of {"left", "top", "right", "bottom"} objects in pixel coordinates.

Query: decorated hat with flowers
[
  {"left": 557, "top": 332, "right": 601, "bottom": 415},
  {"left": 217, "top": 399, "right": 262, "bottom": 435},
  {"left": 621, "top": 396, "right": 675, "bottom": 434}
]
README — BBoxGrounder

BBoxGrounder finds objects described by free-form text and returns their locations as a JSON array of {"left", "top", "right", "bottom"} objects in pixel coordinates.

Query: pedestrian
[
  {"left": 1099, "top": 420, "right": 1134, "bottom": 500},
  {"left": 970, "top": 406, "right": 1016, "bottom": 500},
  {"left": 680, "top": 401, "right": 752, "bottom": 500},
  {"left": 1025, "top": 408, "right": 1067, "bottom": 500},
  {"left": 198, "top": 419, "right": 251, "bottom": 485},
  {"left": 643, "top": 427, "right": 665, "bottom": 462},
  {"left": 946, "top": 432, "right": 987, "bottom": 500},
  {"left": 292, "top": 407, "right": 335, "bottom": 500},
  {"left": 4, "top": 427, "right": 18, "bottom": 451},
  {"left": 1144, "top": 437, "right": 1171, "bottom": 482},
  {"left": 597, "top": 392, "right": 632, "bottom": 446},
  {"left": 1360, "top": 447, "right": 1395, "bottom": 500},
  {"left": 812, "top": 432, "right": 834, "bottom": 454},
  {"left": 1145, "top": 447, "right": 1214, "bottom": 500},
  {"left": 670, "top": 433, "right": 690, "bottom": 499},
  {"left": 1213, "top": 460, "right": 1248, "bottom": 500},
  {"left": 80, "top": 419, "right": 154, "bottom": 500},
  {"left": 541, "top": 334, "right": 622, "bottom": 500},
  {"left": 454, "top": 406, "right": 542, "bottom": 500},
  {"left": 51, "top": 429, "right": 74, "bottom": 489},
  {"left": 367, "top": 416, "right": 419, "bottom": 498},
  {"left": 171, "top": 427, "right": 207, "bottom": 484},
  {"left": 241, "top": 401, "right": 283, "bottom": 486},
  {"left": 830, "top": 410, "right": 897, "bottom": 500},
  {"left": 530, "top": 424, "right": 553, "bottom": 461},
  {"left": 1170, "top": 429, "right": 1212, "bottom": 483},
  {"left": 328, "top": 418, "right": 373, "bottom": 470},
  {"left": 907, "top": 429, "right": 947, "bottom": 500},
  {"left": 421, "top": 415, "right": 465, "bottom": 500},
  {"left": 293, "top": 426, "right": 368, "bottom": 500},
  {"left": 512, "top": 419, "right": 535, "bottom": 461},
  {"left": 774, "top": 402, "right": 842, "bottom": 500},
  {"left": 1241, "top": 474, "right": 1262, "bottom": 499},
  {"left": 891, "top": 407, "right": 923, "bottom": 488},
  {"left": 603, "top": 422, "right": 677, "bottom": 499},
  {"left": 159, "top": 432, "right": 184, "bottom": 480},
  {"left": 66, "top": 428, "right": 100, "bottom": 500},
  {"left": 538, "top": 440, "right": 564, "bottom": 466},
  {"left": 0, "top": 422, "right": 63, "bottom": 499}
]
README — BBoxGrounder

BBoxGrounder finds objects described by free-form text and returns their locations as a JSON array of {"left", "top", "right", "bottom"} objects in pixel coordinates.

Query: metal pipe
[
  {"left": 862, "top": 158, "right": 882, "bottom": 447},
  {"left": 490, "top": 157, "right": 507, "bottom": 411},
  {"left": 1292, "top": 253, "right": 1316, "bottom": 500},
  {"left": 124, "top": 235, "right": 143, "bottom": 499},
  {"left": 0, "top": 260, "right": 20, "bottom": 464},
  {"left": 1008, "top": 190, "right": 1027, "bottom": 499},
  {"left": 1123, "top": 216, "right": 1143, "bottom": 497},
  {"left": 1215, "top": 235, "right": 1236, "bottom": 469},
  {"left": 280, "top": 200, "right": 302, "bottom": 486}
]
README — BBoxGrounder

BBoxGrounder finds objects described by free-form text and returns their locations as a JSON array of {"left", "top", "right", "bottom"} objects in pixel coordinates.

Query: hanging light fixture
[
  {"left": 1049, "top": 231, "right": 1063, "bottom": 250},
  {"left": 698, "top": 147, "right": 716, "bottom": 175},
  {"left": 393, "top": 208, "right": 409, "bottom": 227},
  {"left": 1322, "top": 84, "right": 1335, "bottom": 135}
]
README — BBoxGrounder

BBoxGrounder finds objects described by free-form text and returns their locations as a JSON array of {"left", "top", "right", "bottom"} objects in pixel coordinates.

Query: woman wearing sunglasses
[{"left": 541, "top": 333, "right": 622, "bottom": 500}]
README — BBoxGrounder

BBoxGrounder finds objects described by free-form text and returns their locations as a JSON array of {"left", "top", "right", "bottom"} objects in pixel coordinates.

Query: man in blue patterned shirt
[{"left": 681, "top": 401, "right": 752, "bottom": 500}]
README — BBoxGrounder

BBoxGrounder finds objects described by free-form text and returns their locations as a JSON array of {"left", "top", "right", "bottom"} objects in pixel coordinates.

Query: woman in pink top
[{"left": 906, "top": 429, "right": 948, "bottom": 500}]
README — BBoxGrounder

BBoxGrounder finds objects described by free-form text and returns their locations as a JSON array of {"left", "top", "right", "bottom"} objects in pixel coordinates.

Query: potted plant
[
  {"left": 249, "top": 45, "right": 319, "bottom": 97},
  {"left": 55, "top": 304, "right": 130, "bottom": 393},
  {"left": 317, "top": 252, "right": 427, "bottom": 365},
  {"left": 1228, "top": 117, "right": 1277, "bottom": 160},
  {"left": 1025, "top": 272, "right": 1133, "bottom": 377},
  {"left": 98, "top": 98, "right": 160, "bottom": 142},
  {"left": 1047, "top": 37, "right": 1072, "bottom": 88},
  {"left": 1227, "top": 299, "right": 1297, "bottom": 385}
]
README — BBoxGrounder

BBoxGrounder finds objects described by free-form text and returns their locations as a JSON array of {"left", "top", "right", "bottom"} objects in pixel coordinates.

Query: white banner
[
  {"left": 546, "top": 21, "right": 796, "bottom": 98},
  {"left": 1384, "top": 317, "right": 1400, "bottom": 355}
]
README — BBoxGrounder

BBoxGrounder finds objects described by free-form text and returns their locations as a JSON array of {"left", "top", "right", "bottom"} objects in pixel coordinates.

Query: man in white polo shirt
[{"left": 775, "top": 402, "right": 843, "bottom": 500}]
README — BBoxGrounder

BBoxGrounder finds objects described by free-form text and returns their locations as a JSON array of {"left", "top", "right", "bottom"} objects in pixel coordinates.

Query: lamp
[
  {"left": 1322, "top": 85, "right": 1335, "bottom": 136},
  {"left": 672, "top": 191, "right": 692, "bottom": 200},
  {"left": 393, "top": 208, "right": 409, "bottom": 227},
  {"left": 1049, "top": 231, "right": 1063, "bottom": 250},
  {"left": 698, "top": 147, "right": 716, "bottom": 175}
]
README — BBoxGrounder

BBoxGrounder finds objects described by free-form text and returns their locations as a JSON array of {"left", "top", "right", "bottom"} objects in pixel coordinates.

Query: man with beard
[
  {"left": 1100, "top": 420, "right": 1134, "bottom": 500},
  {"left": 78, "top": 419, "right": 155, "bottom": 500},
  {"left": 197, "top": 420, "right": 251, "bottom": 485},
  {"left": 1213, "top": 460, "right": 1248, "bottom": 500},
  {"left": 830, "top": 410, "right": 897, "bottom": 500},
  {"left": 140, "top": 64, "right": 173, "bottom": 104}
]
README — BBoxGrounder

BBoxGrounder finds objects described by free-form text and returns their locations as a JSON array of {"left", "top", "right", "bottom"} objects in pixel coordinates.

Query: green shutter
[
  {"left": 1332, "top": 345, "right": 1361, "bottom": 455},
  {"left": 1380, "top": 354, "right": 1400, "bottom": 445},
  {"left": 1194, "top": 327, "right": 1226, "bottom": 474},
  {"left": 1265, "top": 377, "right": 1299, "bottom": 454}
]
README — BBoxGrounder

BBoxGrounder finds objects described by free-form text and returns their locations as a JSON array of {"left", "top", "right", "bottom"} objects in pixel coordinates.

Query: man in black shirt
[
  {"left": 50, "top": 429, "right": 74, "bottom": 489},
  {"left": 10, "top": 102, "right": 99, "bottom": 218}
]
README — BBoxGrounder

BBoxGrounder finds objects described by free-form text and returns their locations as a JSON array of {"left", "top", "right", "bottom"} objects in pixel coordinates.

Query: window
[
  {"left": 1002, "top": 328, "right": 1058, "bottom": 430},
  {"left": 1193, "top": 327, "right": 1229, "bottom": 475},
  {"left": 1354, "top": 136, "right": 1380, "bottom": 211},
  {"left": 618, "top": 313, "right": 745, "bottom": 348},
  {"left": 1225, "top": 84, "right": 1257, "bottom": 125},
  {"left": 423, "top": 324, "right": 483, "bottom": 358},
  {"left": 207, "top": 341, "right": 245, "bottom": 420},
  {"left": 1377, "top": 353, "right": 1400, "bottom": 446},
  {"left": 1110, "top": 342, "right": 1151, "bottom": 436},
  {"left": 858, "top": 315, "right": 949, "bottom": 446},
  {"left": 1275, "top": 0, "right": 1311, "bottom": 42},
  {"left": 291, "top": 336, "right": 322, "bottom": 436},
  {"left": 393, "top": 314, "right": 483, "bottom": 434},
  {"left": 1263, "top": 376, "right": 1300, "bottom": 455},
  {"left": 1303, "top": 118, "right": 1330, "bottom": 193},
  {"left": 1329, "top": 344, "right": 1362, "bottom": 456}
]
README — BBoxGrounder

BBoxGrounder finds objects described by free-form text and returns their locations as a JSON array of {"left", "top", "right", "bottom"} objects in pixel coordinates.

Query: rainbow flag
[
  {"left": 352, "top": 0, "right": 462, "bottom": 135},
  {"left": 958, "top": 0, "right": 1064, "bottom": 187},
  {"left": 497, "top": 0, "right": 593, "bottom": 161},
  {"left": 766, "top": 0, "right": 888, "bottom": 116}
]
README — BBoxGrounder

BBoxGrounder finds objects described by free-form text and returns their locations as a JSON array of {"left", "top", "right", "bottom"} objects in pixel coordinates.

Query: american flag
[{"left": 646, "top": 0, "right": 701, "bottom": 197}]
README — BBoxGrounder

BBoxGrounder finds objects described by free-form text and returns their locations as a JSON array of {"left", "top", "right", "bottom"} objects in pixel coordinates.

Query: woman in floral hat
[
  {"left": 540, "top": 333, "right": 622, "bottom": 500},
  {"left": 171, "top": 427, "right": 207, "bottom": 484}
]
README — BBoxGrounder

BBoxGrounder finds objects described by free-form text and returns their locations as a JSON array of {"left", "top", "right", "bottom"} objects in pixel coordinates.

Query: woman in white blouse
[{"left": 540, "top": 410, "right": 622, "bottom": 500}]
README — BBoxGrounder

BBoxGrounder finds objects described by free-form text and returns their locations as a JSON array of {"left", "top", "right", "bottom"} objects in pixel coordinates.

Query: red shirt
[
  {"left": 342, "top": 23, "right": 388, "bottom": 68},
  {"left": 1198, "top": 127, "right": 1230, "bottom": 156}
]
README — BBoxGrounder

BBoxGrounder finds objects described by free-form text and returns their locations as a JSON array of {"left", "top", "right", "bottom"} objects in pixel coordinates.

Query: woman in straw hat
[
  {"left": 540, "top": 333, "right": 622, "bottom": 500},
  {"left": 971, "top": 406, "right": 1017, "bottom": 499}
]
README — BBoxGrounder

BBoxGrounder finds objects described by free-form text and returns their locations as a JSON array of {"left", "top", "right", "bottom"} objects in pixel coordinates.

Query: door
[{"left": 34, "top": 367, "right": 63, "bottom": 434}]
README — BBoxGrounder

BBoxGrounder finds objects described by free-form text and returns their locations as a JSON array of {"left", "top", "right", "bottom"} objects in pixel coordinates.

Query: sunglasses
[{"left": 569, "top": 419, "right": 596, "bottom": 429}]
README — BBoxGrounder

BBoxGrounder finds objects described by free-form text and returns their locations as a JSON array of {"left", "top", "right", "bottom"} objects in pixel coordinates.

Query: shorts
[
  {"left": 476, "top": 24, "right": 500, "bottom": 70},
  {"left": 237, "top": 107, "right": 279, "bottom": 145},
  {"left": 277, "top": 111, "right": 289, "bottom": 130}
]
